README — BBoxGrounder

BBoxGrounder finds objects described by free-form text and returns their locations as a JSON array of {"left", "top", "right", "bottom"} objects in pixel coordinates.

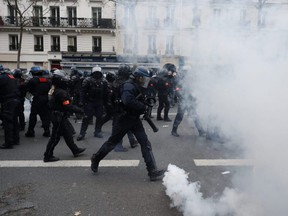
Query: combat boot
[
  {"left": 91, "top": 154, "right": 101, "bottom": 173},
  {"left": 156, "top": 115, "right": 163, "bottom": 120},
  {"left": 76, "top": 134, "right": 85, "bottom": 141},
  {"left": 148, "top": 169, "right": 166, "bottom": 181},
  {"left": 43, "top": 130, "right": 51, "bottom": 137},
  {"left": 43, "top": 156, "right": 60, "bottom": 162},
  {"left": 73, "top": 148, "right": 86, "bottom": 157},
  {"left": 25, "top": 130, "right": 35, "bottom": 137},
  {"left": 171, "top": 127, "right": 179, "bottom": 137}
]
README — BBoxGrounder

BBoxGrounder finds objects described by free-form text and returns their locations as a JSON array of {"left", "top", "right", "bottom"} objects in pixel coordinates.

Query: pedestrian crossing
[{"left": 0, "top": 159, "right": 253, "bottom": 168}]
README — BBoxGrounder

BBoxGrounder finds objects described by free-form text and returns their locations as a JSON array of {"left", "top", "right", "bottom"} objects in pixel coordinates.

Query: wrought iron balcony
[
  {"left": 34, "top": 45, "right": 44, "bottom": 51},
  {"left": 51, "top": 45, "right": 60, "bottom": 52},
  {"left": 9, "top": 44, "right": 18, "bottom": 51},
  {"left": 92, "top": 46, "right": 102, "bottom": 52},
  {"left": 1, "top": 16, "right": 116, "bottom": 29},
  {"left": 67, "top": 46, "right": 77, "bottom": 52}
]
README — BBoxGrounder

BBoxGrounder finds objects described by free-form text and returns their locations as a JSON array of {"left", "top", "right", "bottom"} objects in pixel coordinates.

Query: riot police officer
[
  {"left": 90, "top": 66, "right": 165, "bottom": 181},
  {"left": 68, "top": 67, "right": 82, "bottom": 119},
  {"left": 110, "top": 64, "right": 138, "bottom": 152},
  {"left": 43, "top": 70, "right": 85, "bottom": 162},
  {"left": 156, "top": 63, "right": 176, "bottom": 121},
  {"left": 77, "top": 65, "right": 108, "bottom": 141},
  {"left": 22, "top": 66, "right": 51, "bottom": 137},
  {"left": 0, "top": 67, "right": 21, "bottom": 149},
  {"left": 171, "top": 66, "right": 205, "bottom": 137}
]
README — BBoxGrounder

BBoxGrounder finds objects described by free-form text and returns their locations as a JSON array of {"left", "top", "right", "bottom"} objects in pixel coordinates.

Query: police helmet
[
  {"left": 163, "top": 63, "right": 176, "bottom": 73},
  {"left": 106, "top": 71, "right": 116, "bottom": 83},
  {"left": 91, "top": 65, "right": 103, "bottom": 78},
  {"left": 70, "top": 66, "right": 78, "bottom": 76},
  {"left": 13, "top": 69, "right": 23, "bottom": 78},
  {"left": 52, "top": 69, "right": 68, "bottom": 88},
  {"left": 118, "top": 64, "right": 131, "bottom": 78},
  {"left": 132, "top": 66, "right": 150, "bottom": 78},
  {"left": 132, "top": 66, "right": 151, "bottom": 88},
  {"left": 30, "top": 66, "right": 44, "bottom": 76}
]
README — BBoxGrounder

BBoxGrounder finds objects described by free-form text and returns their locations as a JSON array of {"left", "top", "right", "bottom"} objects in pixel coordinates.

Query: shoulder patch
[
  {"left": 39, "top": 77, "right": 48, "bottom": 83},
  {"left": 62, "top": 100, "right": 70, "bottom": 105}
]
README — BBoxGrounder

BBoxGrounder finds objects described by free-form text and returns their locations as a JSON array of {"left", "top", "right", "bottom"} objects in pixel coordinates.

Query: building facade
[
  {"left": 0, "top": 0, "right": 287, "bottom": 71},
  {"left": 0, "top": 0, "right": 117, "bottom": 71}
]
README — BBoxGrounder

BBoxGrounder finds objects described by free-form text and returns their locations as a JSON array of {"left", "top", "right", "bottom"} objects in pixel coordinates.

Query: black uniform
[
  {"left": 155, "top": 71, "right": 174, "bottom": 121},
  {"left": 111, "top": 76, "right": 138, "bottom": 151},
  {"left": 171, "top": 73, "right": 205, "bottom": 137},
  {"left": 77, "top": 74, "right": 108, "bottom": 140},
  {"left": 0, "top": 73, "right": 21, "bottom": 149},
  {"left": 91, "top": 77, "right": 164, "bottom": 181},
  {"left": 68, "top": 70, "right": 82, "bottom": 119},
  {"left": 44, "top": 80, "right": 85, "bottom": 162},
  {"left": 22, "top": 74, "right": 51, "bottom": 137}
]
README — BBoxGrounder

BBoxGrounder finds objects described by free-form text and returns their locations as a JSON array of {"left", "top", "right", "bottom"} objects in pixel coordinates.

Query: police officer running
[
  {"left": 90, "top": 66, "right": 165, "bottom": 181},
  {"left": 43, "top": 70, "right": 85, "bottom": 162}
]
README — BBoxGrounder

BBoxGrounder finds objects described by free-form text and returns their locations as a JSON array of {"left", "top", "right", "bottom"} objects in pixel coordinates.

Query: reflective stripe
[{"left": 63, "top": 100, "right": 70, "bottom": 105}]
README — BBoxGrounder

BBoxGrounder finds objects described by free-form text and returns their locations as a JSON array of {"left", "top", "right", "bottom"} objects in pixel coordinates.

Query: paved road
[{"left": 0, "top": 107, "right": 252, "bottom": 216}]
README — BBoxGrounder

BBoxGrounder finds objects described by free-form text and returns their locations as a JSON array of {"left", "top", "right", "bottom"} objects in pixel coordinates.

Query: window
[
  {"left": 9, "top": 35, "right": 18, "bottom": 51},
  {"left": 92, "top": 7, "right": 102, "bottom": 27},
  {"left": 147, "top": 6, "right": 158, "bottom": 27},
  {"left": 67, "top": 7, "right": 77, "bottom": 26},
  {"left": 165, "top": 5, "right": 174, "bottom": 26},
  {"left": 148, "top": 35, "right": 156, "bottom": 55},
  {"left": 8, "top": 5, "right": 17, "bottom": 25},
  {"left": 67, "top": 36, "right": 77, "bottom": 52},
  {"left": 123, "top": 34, "right": 133, "bottom": 54},
  {"left": 51, "top": 36, "right": 60, "bottom": 52},
  {"left": 33, "top": 6, "right": 43, "bottom": 26},
  {"left": 34, "top": 35, "right": 44, "bottom": 51},
  {"left": 50, "top": 6, "right": 60, "bottom": 26},
  {"left": 192, "top": 8, "right": 201, "bottom": 27},
  {"left": 93, "top": 37, "right": 102, "bottom": 52},
  {"left": 165, "top": 36, "right": 174, "bottom": 55}
]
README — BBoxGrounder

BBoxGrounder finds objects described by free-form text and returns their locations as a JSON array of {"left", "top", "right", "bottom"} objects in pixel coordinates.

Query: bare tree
[
  {"left": 6, "top": 0, "right": 38, "bottom": 68},
  {"left": 6, "top": 0, "right": 78, "bottom": 68}
]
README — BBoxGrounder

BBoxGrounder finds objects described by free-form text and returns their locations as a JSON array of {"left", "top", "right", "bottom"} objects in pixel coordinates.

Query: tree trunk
[{"left": 17, "top": 16, "right": 23, "bottom": 68}]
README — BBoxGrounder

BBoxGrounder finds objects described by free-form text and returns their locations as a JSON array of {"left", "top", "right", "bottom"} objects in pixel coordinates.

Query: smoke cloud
[{"left": 118, "top": 1, "right": 288, "bottom": 215}]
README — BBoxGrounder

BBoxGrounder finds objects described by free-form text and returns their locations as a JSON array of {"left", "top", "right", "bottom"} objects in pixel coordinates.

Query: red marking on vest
[
  {"left": 39, "top": 77, "right": 47, "bottom": 83},
  {"left": 63, "top": 100, "right": 70, "bottom": 105},
  {"left": 7, "top": 74, "right": 15, "bottom": 79}
]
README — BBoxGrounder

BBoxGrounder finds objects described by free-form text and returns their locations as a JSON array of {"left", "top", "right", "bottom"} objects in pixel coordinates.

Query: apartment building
[{"left": 0, "top": 0, "right": 116, "bottom": 71}]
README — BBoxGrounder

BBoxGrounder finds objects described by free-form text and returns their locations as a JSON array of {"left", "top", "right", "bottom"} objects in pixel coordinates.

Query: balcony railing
[
  {"left": 1, "top": 16, "right": 116, "bottom": 29},
  {"left": 93, "top": 46, "right": 102, "bottom": 52},
  {"left": 51, "top": 45, "right": 60, "bottom": 52},
  {"left": 9, "top": 44, "right": 18, "bottom": 51},
  {"left": 67, "top": 46, "right": 77, "bottom": 52},
  {"left": 34, "top": 45, "right": 44, "bottom": 51}
]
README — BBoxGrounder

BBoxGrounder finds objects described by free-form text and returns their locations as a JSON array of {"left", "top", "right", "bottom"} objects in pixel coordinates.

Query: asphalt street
[{"left": 0, "top": 105, "right": 253, "bottom": 216}]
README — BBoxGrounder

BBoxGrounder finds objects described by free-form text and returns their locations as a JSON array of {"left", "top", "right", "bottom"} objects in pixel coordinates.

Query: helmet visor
[{"left": 141, "top": 76, "right": 151, "bottom": 88}]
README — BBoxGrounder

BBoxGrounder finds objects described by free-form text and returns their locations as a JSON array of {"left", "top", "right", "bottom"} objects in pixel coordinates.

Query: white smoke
[
  {"left": 117, "top": 0, "right": 288, "bottom": 215},
  {"left": 163, "top": 164, "right": 261, "bottom": 216},
  {"left": 162, "top": 2, "right": 288, "bottom": 216}
]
